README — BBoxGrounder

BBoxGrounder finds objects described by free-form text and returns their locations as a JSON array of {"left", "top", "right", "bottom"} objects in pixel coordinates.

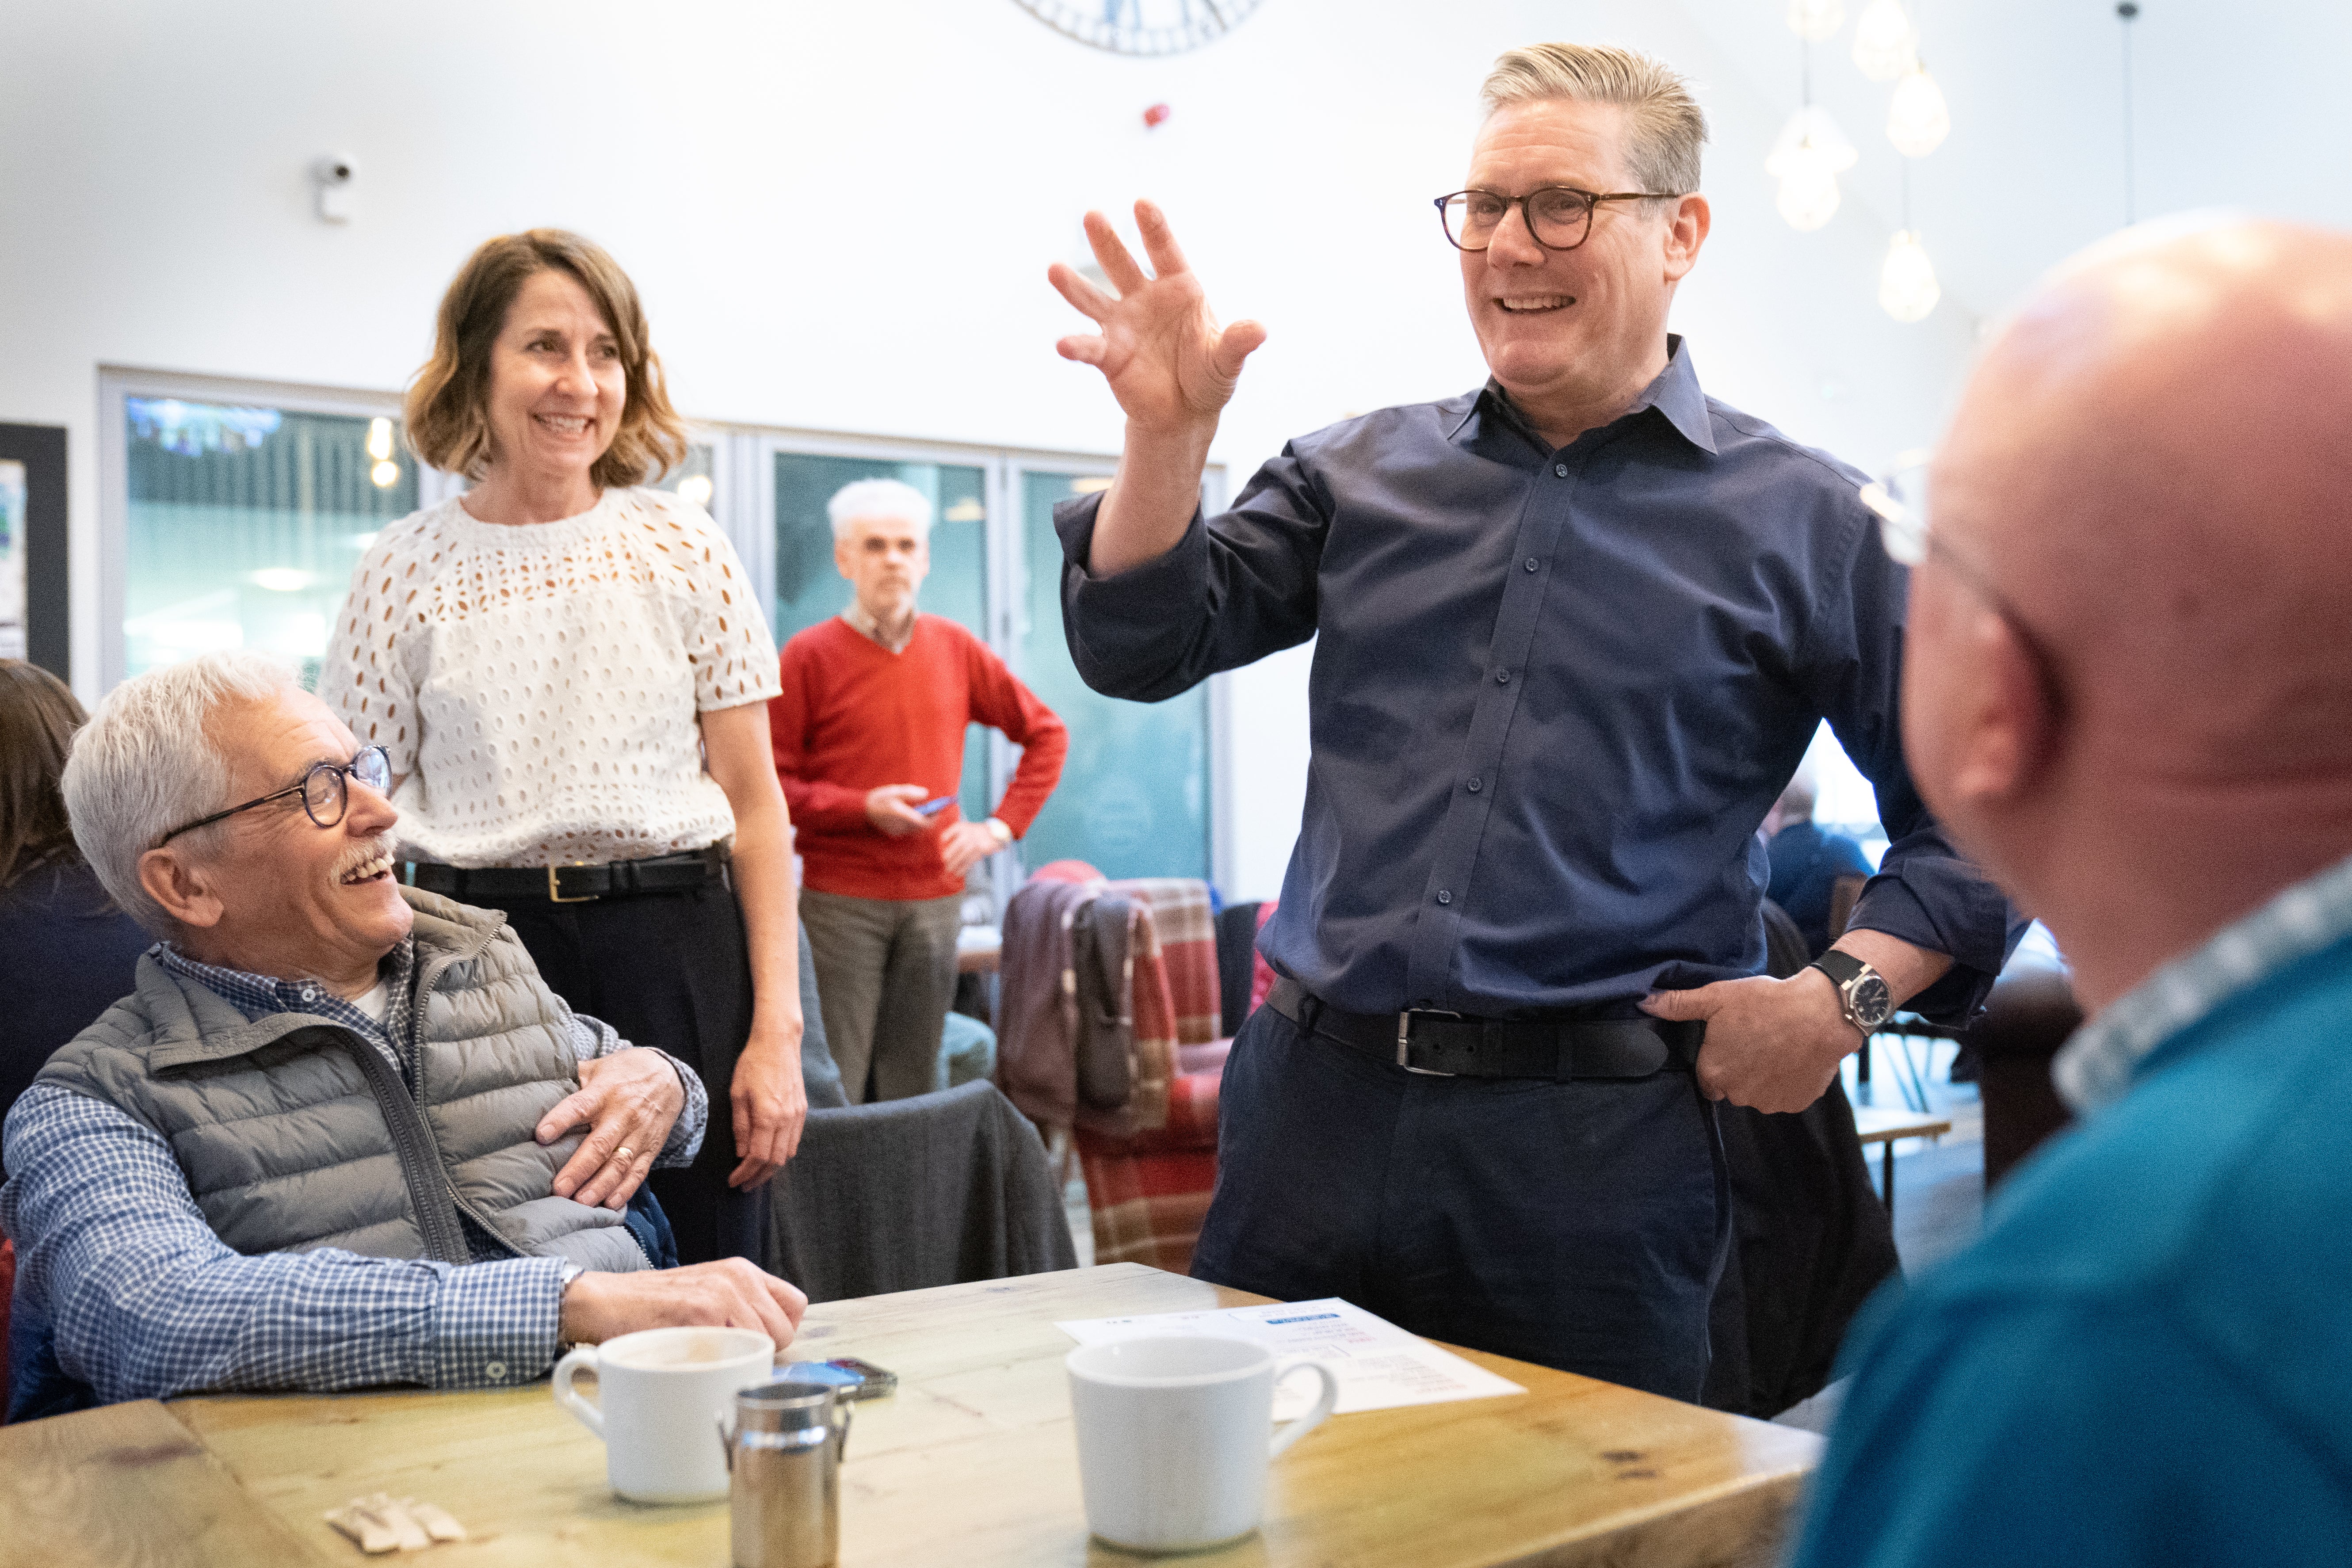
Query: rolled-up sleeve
[
  {"left": 1802, "top": 498, "right": 2027, "bottom": 1020},
  {"left": 0, "top": 1086, "right": 566, "bottom": 1405}
]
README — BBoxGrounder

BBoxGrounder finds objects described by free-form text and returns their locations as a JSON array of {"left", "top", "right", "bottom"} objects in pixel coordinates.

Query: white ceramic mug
[
  {"left": 1065, "top": 1334, "right": 1340, "bottom": 1553},
  {"left": 554, "top": 1326, "right": 777, "bottom": 1503}
]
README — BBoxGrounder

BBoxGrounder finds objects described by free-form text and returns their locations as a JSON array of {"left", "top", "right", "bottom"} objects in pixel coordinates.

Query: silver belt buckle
[{"left": 1396, "top": 1010, "right": 1461, "bottom": 1076}]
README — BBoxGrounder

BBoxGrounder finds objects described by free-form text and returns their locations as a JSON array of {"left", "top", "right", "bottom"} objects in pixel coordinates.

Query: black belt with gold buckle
[
  {"left": 1264, "top": 976, "right": 1702, "bottom": 1080},
  {"left": 405, "top": 845, "right": 729, "bottom": 904}
]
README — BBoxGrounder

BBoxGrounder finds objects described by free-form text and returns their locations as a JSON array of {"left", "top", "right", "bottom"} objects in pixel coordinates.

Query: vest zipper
[{"left": 411, "top": 921, "right": 548, "bottom": 1263}]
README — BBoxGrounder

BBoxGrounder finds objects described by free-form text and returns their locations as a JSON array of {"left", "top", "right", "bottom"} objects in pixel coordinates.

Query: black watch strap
[{"left": 1810, "top": 950, "right": 1866, "bottom": 989}]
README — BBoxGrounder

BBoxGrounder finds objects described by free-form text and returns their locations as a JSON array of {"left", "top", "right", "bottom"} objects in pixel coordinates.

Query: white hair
[
  {"left": 826, "top": 478, "right": 933, "bottom": 543},
  {"left": 63, "top": 649, "right": 301, "bottom": 933}
]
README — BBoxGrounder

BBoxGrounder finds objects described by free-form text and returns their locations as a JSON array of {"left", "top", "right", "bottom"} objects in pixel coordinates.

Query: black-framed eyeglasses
[
  {"left": 156, "top": 746, "right": 394, "bottom": 848},
  {"left": 1434, "top": 186, "right": 1684, "bottom": 252},
  {"left": 1860, "top": 455, "right": 2069, "bottom": 716}
]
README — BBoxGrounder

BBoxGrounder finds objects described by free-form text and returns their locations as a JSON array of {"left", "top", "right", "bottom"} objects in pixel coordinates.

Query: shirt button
[
  {"left": 1495, "top": 670, "right": 1511, "bottom": 685},
  {"left": 483, "top": 1360, "right": 508, "bottom": 1381},
  {"left": 1524, "top": 557, "right": 1540, "bottom": 572},
  {"left": 1466, "top": 777, "right": 1482, "bottom": 793},
  {"left": 1436, "top": 890, "right": 1453, "bottom": 905},
  {"left": 300, "top": 987, "right": 319, "bottom": 1003},
  {"left": 1553, "top": 463, "right": 1569, "bottom": 478}
]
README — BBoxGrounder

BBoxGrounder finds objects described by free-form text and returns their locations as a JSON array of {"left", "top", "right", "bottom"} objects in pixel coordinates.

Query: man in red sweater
[{"left": 771, "top": 479, "right": 1068, "bottom": 1103}]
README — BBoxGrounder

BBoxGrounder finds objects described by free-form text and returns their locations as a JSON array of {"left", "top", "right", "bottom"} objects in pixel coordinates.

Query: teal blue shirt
[{"left": 1790, "top": 853, "right": 2352, "bottom": 1568}]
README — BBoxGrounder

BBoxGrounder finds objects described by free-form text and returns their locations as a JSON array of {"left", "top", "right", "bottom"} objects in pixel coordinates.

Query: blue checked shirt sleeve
[
  {"left": 0, "top": 1086, "right": 569, "bottom": 1404},
  {"left": 570, "top": 1014, "right": 706, "bottom": 1166}
]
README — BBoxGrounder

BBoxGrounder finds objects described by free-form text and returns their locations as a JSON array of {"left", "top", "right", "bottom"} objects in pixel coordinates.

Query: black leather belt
[
  {"left": 1265, "top": 976, "right": 1702, "bottom": 1080},
  {"left": 405, "top": 845, "right": 728, "bottom": 904}
]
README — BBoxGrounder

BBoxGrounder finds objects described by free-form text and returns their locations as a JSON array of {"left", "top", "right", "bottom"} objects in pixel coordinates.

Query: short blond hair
[
  {"left": 1480, "top": 44, "right": 1707, "bottom": 198},
  {"left": 405, "top": 229, "right": 687, "bottom": 490}
]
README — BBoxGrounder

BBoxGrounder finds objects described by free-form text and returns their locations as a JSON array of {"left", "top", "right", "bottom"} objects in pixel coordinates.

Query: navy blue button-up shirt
[{"left": 1056, "top": 339, "right": 2022, "bottom": 1020}]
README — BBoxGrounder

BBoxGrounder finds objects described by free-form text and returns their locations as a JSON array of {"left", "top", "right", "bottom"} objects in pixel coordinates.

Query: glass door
[
  {"left": 108, "top": 385, "right": 419, "bottom": 689},
  {"left": 1013, "top": 469, "right": 1210, "bottom": 881}
]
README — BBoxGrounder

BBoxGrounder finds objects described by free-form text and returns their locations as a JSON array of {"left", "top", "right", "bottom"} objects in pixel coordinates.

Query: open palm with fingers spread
[{"left": 1047, "top": 201, "right": 1267, "bottom": 435}]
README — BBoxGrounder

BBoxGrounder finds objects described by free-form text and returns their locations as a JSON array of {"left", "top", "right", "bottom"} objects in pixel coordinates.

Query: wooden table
[
  {"left": 1850, "top": 1103, "right": 1954, "bottom": 1223},
  {"left": 6, "top": 1264, "right": 1820, "bottom": 1568}
]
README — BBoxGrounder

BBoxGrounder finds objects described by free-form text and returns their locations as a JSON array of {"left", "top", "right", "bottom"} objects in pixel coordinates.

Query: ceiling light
[
  {"left": 252, "top": 568, "right": 318, "bottom": 593},
  {"left": 1852, "top": 0, "right": 1918, "bottom": 81},
  {"left": 366, "top": 417, "right": 394, "bottom": 462},
  {"left": 943, "top": 498, "right": 986, "bottom": 523},
  {"left": 370, "top": 459, "right": 400, "bottom": 488},
  {"left": 1879, "top": 230, "right": 1941, "bottom": 321},
  {"left": 676, "top": 473, "right": 714, "bottom": 508},
  {"left": 1786, "top": 0, "right": 1844, "bottom": 41},
  {"left": 1887, "top": 66, "right": 1951, "bottom": 156},
  {"left": 1766, "top": 106, "right": 1858, "bottom": 232},
  {"left": 1775, "top": 164, "right": 1844, "bottom": 231}
]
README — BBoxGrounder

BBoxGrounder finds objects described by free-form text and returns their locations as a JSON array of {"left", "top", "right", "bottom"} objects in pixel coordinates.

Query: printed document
[{"left": 1057, "top": 1297, "right": 1526, "bottom": 1417}]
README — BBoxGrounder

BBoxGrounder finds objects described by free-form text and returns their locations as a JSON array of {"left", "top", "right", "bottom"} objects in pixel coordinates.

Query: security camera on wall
[{"left": 311, "top": 155, "right": 355, "bottom": 224}]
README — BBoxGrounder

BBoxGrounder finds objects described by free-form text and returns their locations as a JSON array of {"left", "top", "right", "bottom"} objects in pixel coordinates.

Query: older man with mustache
[{"left": 0, "top": 650, "right": 805, "bottom": 1417}]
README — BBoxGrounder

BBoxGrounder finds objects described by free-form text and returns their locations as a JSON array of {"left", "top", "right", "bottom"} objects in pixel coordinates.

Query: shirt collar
[
  {"left": 1445, "top": 335, "right": 1718, "bottom": 457},
  {"left": 153, "top": 938, "right": 416, "bottom": 1055},
  {"left": 2053, "top": 851, "right": 2352, "bottom": 1114},
  {"left": 841, "top": 601, "right": 917, "bottom": 654}
]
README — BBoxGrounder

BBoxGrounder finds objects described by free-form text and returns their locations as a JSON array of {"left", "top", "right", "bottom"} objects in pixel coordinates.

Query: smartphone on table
[{"left": 780, "top": 1357, "right": 898, "bottom": 1400}]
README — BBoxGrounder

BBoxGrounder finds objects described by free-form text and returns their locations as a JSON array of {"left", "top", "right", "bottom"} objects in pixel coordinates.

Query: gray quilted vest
[{"left": 37, "top": 888, "right": 650, "bottom": 1273}]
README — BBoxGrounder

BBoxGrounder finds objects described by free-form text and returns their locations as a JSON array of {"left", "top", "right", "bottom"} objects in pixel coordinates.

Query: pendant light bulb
[
  {"left": 1786, "top": 0, "right": 1845, "bottom": 42},
  {"left": 1879, "top": 230, "right": 1941, "bottom": 321},
  {"left": 1852, "top": 0, "right": 1918, "bottom": 81},
  {"left": 1887, "top": 66, "right": 1952, "bottom": 157},
  {"left": 1765, "top": 106, "right": 1857, "bottom": 233},
  {"left": 1776, "top": 165, "right": 1844, "bottom": 231}
]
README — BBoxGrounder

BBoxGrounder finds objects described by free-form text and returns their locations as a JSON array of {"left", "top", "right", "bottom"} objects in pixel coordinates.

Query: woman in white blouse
[{"left": 321, "top": 230, "right": 804, "bottom": 1265}]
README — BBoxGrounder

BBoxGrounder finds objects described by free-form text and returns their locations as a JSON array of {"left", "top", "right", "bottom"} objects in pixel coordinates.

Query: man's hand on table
[
  {"left": 559, "top": 1259, "right": 809, "bottom": 1348},
  {"left": 537, "top": 1049, "right": 686, "bottom": 1209},
  {"left": 1641, "top": 931, "right": 1955, "bottom": 1114},
  {"left": 866, "top": 783, "right": 931, "bottom": 837}
]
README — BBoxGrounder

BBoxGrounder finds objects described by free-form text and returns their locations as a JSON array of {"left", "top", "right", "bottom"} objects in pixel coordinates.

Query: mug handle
[
  {"left": 1267, "top": 1358, "right": 1340, "bottom": 1458},
  {"left": 552, "top": 1345, "right": 605, "bottom": 1439}
]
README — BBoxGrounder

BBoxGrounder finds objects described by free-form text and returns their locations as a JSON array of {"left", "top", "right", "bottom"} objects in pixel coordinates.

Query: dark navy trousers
[{"left": 1191, "top": 1003, "right": 1729, "bottom": 1401}]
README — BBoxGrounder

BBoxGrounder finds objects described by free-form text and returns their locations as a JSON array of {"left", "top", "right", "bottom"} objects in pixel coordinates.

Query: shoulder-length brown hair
[
  {"left": 0, "top": 660, "right": 89, "bottom": 887},
  {"left": 404, "top": 229, "right": 687, "bottom": 490}
]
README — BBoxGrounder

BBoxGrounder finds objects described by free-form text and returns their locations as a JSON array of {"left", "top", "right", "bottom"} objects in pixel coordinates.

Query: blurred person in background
[
  {"left": 771, "top": 479, "right": 1066, "bottom": 1103},
  {"left": 0, "top": 660, "right": 149, "bottom": 1141},
  {"left": 1763, "top": 771, "right": 1875, "bottom": 958},
  {"left": 320, "top": 229, "right": 805, "bottom": 1266}
]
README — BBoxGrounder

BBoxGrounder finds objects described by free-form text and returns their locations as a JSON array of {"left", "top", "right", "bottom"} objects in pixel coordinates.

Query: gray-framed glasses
[
  {"left": 1434, "top": 186, "right": 1682, "bottom": 252},
  {"left": 157, "top": 746, "right": 393, "bottom": 847},
  {"left": 1860, "top": 453, "right": 2068, "bottom": 714}
]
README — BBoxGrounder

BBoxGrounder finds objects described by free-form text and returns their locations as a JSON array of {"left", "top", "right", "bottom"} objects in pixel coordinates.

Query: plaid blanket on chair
[{"left": 1078, "top": 878, "right": 1226, "bottom": 1273}]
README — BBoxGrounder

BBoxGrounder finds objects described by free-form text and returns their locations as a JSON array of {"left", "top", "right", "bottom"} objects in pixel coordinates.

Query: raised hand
[{"left": 1048, "top": 201, "right": 1267, "bottom": 437}]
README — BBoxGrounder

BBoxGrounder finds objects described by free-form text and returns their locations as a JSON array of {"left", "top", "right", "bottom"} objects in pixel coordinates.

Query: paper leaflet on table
[{"left": 1056, "top": 1297, "right": 1525, "bottom": 1419}]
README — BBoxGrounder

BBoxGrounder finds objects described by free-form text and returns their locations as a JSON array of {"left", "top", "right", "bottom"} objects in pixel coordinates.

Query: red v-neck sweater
[{"left": 770, "top": 615, "right": 1068, "bottom": 900}]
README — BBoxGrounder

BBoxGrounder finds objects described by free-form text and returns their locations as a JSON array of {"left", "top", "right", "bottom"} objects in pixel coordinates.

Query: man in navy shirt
[{"left": 1045, "top": 42, "right": 2016, "bottom": 1398}]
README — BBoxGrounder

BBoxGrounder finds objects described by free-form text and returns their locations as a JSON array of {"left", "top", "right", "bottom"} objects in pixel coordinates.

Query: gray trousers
[{"left": 798, "top": 888, "right": 964, "bottom": 1104}]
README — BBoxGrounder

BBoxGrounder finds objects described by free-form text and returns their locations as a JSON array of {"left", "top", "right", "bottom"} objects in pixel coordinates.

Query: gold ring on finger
[{"left": 615, "top": 1146, "right": 635, "bottom": 1162}]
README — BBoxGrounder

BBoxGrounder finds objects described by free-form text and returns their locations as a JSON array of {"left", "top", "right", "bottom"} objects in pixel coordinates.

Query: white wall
[{"left": 2, "top": 0, "right": 1977, "bottom": 899}]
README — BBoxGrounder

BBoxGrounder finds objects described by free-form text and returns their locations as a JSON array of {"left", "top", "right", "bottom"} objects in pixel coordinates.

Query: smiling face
[
  {"left": 1460, "top": 99, "right": 1705, "bottom": 438},
  {"left": 834, "top": 514, "right": 931, "bottom": 625},
  {"left": 480, "top": 267, "right": 626, "bottom": 497},
  {"left": 145, "top": 686, "right": 411, "bottom": 994}
]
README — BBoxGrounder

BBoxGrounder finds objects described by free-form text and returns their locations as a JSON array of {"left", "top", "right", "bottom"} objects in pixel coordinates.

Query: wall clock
[{"left": 1009, "top": 0, "right": 1267, "bottom": 57}]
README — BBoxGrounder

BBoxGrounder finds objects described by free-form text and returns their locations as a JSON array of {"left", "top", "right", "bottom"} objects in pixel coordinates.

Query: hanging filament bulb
[
  {"left": 1879, "top": 230, "right": 1941, "bottom": 321},
  {"left": 1887, "top": 65, "right": 1952, "bottom": 156},
  {"left": 1787, "top": 0, "right": 1845, "bottom": 40},
  {"left": 1766, "top": 106, "right": 1858, "bottom": 232},
  {"left": 1852, "top": 0, "right": 1918, "bottom": 81},
  {"left": 366, "top": 417, "right": 393, "bottom": 462}
]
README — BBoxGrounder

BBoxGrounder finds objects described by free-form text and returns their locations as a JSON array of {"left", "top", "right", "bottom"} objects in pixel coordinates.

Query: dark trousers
[
  {"left": 1191, "top": 1004, "right": 1728, "bottom": 1401},
  {"left": 475, "top": 884, "right": 763, "bottom": 1267}
]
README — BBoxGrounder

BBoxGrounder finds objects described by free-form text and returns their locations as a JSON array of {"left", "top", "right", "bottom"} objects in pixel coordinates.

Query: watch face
[{"left": 1849, "top": 973, "right": 1895, "bottom": 1029}]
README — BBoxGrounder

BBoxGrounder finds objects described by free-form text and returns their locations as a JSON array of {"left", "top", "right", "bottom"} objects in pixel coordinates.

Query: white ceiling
[{"left": 1668, "top": 0, "right": 2352, "bottom": 324}]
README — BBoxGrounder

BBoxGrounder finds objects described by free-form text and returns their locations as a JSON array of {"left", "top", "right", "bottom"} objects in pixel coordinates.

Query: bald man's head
[
  {"left": 1905, "top": 217, "right": 2352, "bottom": 1006},
  {"left": 1934, "top": 218, "right": 2352, "bottom": 778}
]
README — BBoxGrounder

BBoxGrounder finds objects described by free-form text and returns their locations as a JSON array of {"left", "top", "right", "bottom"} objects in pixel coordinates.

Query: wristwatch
[
  {"left": 1809, "top": 950, "right": 1894, "bottom": 1034},
  {"left": 984, "top": 817, "right": 1013, "bottom": 847}
]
